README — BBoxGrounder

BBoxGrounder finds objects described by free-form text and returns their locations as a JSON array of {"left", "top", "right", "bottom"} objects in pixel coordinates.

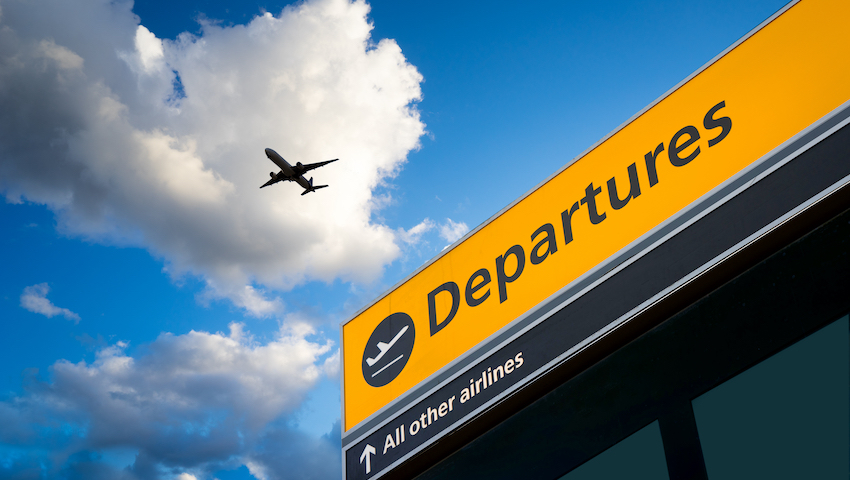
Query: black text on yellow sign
[{"left": 426, "top": 102, "right": 731, "bottom": 336}]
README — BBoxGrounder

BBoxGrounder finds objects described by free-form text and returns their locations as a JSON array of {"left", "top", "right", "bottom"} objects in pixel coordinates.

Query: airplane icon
[
  {"left": 361, "top": 312, "right": 415, "bottom": 387},
  {"left": 366, "top": 325, "right": 410, "bottom": 367},
  {"left": 260, "top": 148, "right": 338, "bottom": 195}
]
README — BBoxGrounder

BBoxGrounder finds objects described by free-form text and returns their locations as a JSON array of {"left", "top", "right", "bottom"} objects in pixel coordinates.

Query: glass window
[
  {"left": 693, "top": 315, "right": 849, "bottom": 479},
  {"left": 559, "top": 421, "right": 669, "bottom": 480}
]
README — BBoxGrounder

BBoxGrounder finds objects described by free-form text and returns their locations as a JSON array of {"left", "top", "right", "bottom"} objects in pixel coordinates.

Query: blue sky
[{"left": 0, "top": 0, "right": 788, "bottom": 478}]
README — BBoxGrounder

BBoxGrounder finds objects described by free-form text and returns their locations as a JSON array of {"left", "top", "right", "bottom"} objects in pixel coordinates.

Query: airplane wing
[
  {"left": 299, "top": 158, "right": 339, "bottom": 173},
  {"left": 260, "top": 174, "right": 291, "bottom": 188},
  {"left": 260, "top": 169, "right": 298, "bottom": 189},
  {"left": 260, "top": 177, "right": 279, "bottom": 188}
]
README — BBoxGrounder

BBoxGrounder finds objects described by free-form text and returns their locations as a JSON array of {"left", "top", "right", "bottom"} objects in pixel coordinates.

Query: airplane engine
[{"left": 270, "top": 172, "right": 275, "bottom": 178}]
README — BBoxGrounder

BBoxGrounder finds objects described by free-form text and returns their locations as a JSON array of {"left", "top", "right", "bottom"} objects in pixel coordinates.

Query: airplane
[
  {"left": 260, "top": 148, "right": 338, "bottom": 195},
  {"left": 366, "top": 325, "right": 410, "bottom": 367}
]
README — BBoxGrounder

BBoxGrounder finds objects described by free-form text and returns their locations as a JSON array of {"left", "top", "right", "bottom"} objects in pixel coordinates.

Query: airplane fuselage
[{"left": 265, "top": 148, "right": 312, "bottom": 190}]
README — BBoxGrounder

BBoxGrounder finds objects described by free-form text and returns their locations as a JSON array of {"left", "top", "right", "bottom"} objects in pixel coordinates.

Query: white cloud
[
  {"left": 245, "top": 460, "right": 269, "bottom": 480},
  {"left": 396, "top": 217, "right": 435, "bottom": 245},
  {"left": 0, "top": 0, "right": 426, "bottom": 315},
  {"left": 0, "top": 321, "right": 339, "bottom": 478},
  {"left": 244, "top": 421, "right": 341, "bottom": 480},
  {"left": 322, "top": 348, "right": 341, "bottom": 378},
  {"left": 19, "top": 283, "right": 81, "bottom": 323},
  {"left": 134, "top": 25, "right": 165, "bottom": 73},
  {"left": 198, "top": 283, "right": 284, "bottom": 318},
  {"left": 439, "top": 218, "right": 469, "bottom": 244},
  {"left": 37, "top": 38, "right": 84, "bottom": 70}
]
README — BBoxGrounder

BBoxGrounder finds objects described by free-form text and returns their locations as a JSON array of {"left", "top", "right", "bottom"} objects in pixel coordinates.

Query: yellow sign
[{"left": 342, "top": 0, "right": 850, "bottom": 431}]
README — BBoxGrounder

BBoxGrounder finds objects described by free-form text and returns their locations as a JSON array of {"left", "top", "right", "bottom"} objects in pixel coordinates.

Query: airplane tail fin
[
  {"left": 301, "top": 185, "right": 328, "bottom": 195},
  {"left": 301, "top": 177, "right": 329, "bottom": 195}
]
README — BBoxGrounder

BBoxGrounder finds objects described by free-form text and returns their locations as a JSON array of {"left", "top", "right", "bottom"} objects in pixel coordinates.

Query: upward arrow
[{"left": 360, "top": 444, "right": 377, "bottom": 475}]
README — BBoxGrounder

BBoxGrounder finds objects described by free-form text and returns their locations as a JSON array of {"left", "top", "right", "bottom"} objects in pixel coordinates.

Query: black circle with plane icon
[{"left": 362, "top": 313, "right": 415, "bottom": 387}]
